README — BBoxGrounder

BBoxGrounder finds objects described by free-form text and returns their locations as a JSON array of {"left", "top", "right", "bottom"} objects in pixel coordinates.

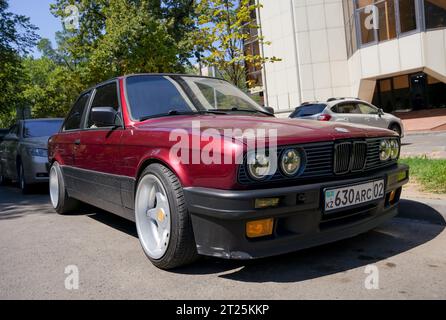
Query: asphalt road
[
  {"left": 0, "top": 184, "right": 445, "bottom": 300},
  {"left": 401, "top": 132, "right": 446, "bottom": 159}
]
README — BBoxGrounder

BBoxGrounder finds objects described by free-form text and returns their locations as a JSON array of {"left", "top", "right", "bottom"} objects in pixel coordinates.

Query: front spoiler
[{"left": 183, "top": 164, "right": 409, "bottom": 259}]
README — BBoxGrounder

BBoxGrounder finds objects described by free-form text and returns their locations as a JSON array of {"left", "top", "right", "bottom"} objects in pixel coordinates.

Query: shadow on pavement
[
  {"left": 1, "top": 184, "right": 444, "bottom": 283},
  {"left": 398, "top": 199, "right": 446, "bottom": 226},
  {"left": 84, "top": 198, "right": 445, "bottom": 283},
  {"left": 0, "top": 185, "right": 54, "bottom": 220}
]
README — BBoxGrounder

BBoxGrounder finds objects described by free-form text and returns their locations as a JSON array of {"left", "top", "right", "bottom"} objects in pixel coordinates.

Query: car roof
[{"left": 296, "top": 98, "right": 369, "bottom": 109}]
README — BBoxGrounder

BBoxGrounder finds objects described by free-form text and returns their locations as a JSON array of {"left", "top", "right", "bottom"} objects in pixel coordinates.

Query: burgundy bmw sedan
[{"left": 48, "top": 74, "right": 409, "bottom": 269}]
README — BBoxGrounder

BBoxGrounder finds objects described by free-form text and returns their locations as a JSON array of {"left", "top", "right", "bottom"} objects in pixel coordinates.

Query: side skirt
[{"left": 61, "top": 165, "right": 136, "bottom": 221}]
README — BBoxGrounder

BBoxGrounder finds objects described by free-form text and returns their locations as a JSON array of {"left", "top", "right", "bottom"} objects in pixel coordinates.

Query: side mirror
[
  {"left": 264, "top": 106, "right": 275, "bottom": 115},
  {"left": 90, "top": 107, "right": 118, "bottom": 127},
  {"left": 378, "top": 108, "right": 384, "bottom": 116}
]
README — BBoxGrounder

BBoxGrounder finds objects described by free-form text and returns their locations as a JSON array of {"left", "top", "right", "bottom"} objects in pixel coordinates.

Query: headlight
[
  {"left": 247, "top": 152, "right": 272, "bottom": 180},
  {"left": 379, "top": 140, "right": 391, "bottom": 161},
  {"left": 389, "top": 139, "right": 400, "bottom": 160},
  {"left": 280, "top": 149, "right": 302, "bottom": 176},
  {"left": 27, "top": 148, "right": 48, "bottom": 158}
]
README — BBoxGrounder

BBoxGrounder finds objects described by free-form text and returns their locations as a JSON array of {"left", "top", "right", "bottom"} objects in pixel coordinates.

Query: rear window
[
  {"left": 23, "top": 120, "right": 63, "bottom": 138},
  {"left": 290, "top": 104, "right": 326, "bottom": 118}
]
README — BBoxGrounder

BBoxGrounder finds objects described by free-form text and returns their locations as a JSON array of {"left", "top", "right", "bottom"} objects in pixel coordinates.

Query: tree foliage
[
  {"left": 1, "top": 0, "right": 280, "bottom": 126},
  {"left": 49, "top": 0, "right": 197, "bottom": 86},
  {"left": 193, "top": 0, "right": 279, "bottom": 88},
  {"left": 0, "top": 0, "right": 39, "bottom": 127}
]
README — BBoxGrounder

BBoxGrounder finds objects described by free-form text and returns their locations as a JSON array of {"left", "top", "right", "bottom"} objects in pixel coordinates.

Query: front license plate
[{"left": 324, "top": 179, "right": 385, "bottom": 212}]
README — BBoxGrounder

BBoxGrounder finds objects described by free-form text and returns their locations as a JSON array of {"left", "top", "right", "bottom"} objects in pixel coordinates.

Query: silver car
[
  {"left": 0, "top": 118, "right": 63, "bottom": 193},
  {"left": 289, "top": 98, "right": 405, "bottom": 137}
]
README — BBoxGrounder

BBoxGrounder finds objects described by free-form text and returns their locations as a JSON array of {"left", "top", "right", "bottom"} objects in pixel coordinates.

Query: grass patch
[{"left": 399, "top": 157, "right": 446, "bottom": 194}]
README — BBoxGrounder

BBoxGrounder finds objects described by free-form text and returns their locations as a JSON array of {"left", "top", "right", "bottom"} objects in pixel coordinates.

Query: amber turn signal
[
  {"left": 246, "top": 218, "right": 274, "bottom": 238},
  {"left": 389, "top": 190, "right": 397, "bottom": 203}
]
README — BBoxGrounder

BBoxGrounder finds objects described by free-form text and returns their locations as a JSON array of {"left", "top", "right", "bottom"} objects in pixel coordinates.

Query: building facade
[{"left": 257, "top": 0, "right": 446, "bottom": 114}]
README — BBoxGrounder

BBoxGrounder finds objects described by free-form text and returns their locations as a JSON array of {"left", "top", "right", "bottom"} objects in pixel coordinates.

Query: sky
[{"left": 8, "top": 0, "right": 62, "bottom": 57}]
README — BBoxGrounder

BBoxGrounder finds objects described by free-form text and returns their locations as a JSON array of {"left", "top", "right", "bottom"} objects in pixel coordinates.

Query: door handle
[{"left": 74, "top": 139, "right": 81, "bottom": 146}]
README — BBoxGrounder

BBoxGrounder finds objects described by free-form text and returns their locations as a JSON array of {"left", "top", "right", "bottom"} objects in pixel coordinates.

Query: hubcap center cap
[{"left": 157, "top": 208, "right": 165, "bottom": 223}]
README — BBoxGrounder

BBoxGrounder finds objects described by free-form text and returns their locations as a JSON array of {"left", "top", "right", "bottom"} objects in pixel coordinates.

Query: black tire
[
  {"left": 18, "top": 162, "right": 32, "bottom": 194},
  {"left": 50, "top": 161, "right": 80, "bottom": 214},
  {"left": 389, "top": 124, "right": 401, "bottom": 136},
  {"left": 136, "top": 164, "right": 198, "bottom": 269}
]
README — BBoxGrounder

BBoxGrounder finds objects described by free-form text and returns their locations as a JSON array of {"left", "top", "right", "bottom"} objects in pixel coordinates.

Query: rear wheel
[
  {"left": 389, "top": 124, "right": 401, "bottom": 136},
  {"left": 49, "top": 161, "right": 80, "bottom": 214},
  {"left": 135, "top": 164, "right": 198, "bottom": 269}
]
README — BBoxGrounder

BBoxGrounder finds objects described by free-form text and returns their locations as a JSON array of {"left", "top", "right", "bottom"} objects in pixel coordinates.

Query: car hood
[
  {"left": 21, "top": 136, "right": 50, "bottom": 148},
  {"left": 136, "top": 115, "right": 396, "bottom": 146}
]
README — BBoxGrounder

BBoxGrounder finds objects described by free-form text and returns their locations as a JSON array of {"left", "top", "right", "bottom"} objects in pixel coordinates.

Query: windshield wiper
[
  {"left": 139, "top": 109, "right": 227, "bottom": 122},
  {"left": 217, "top": 107, "right": 274, "bottom": 117}
]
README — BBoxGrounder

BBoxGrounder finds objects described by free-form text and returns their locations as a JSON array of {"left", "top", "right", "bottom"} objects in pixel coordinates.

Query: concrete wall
[
  {"left": 259, "top": 0, "right": 446, "bottom": 112},
  {"left": 261, "top": 0, "right": 350, "bottom": 112}
]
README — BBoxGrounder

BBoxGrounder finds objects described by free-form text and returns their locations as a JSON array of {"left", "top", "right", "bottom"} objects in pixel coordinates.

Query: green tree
[
  {"left": 50, "top": 0, "right": 198, "bottom": 86},
  {"left": 21, "top": 57, "right": 82, "bottom": 119},
  {"left": 193, "top": 0, "right": 279, "bottom": 88},
  {"left": 0, "top": 0, "right": 39, "bottom": 127}
]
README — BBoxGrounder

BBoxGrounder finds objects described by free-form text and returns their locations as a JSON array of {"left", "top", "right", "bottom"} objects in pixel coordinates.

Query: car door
[
  {"left": 357, "top": 102, "right": 387, "bottom": 129},
  {"left": 76, "top": 81, "right": 124, "bottom": 211},
  {"left": 54, "top": 91, "right": 92, "bottom": 191},
  {"left": 331, "top": 102, "right": 363, "bottom": 124}
]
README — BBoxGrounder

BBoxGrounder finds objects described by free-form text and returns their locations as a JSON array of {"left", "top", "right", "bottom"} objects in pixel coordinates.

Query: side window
[
  {"left": 358, "top": 103, "right": 378, "bottom": 114},
  {"left": 63, "top": 92, "right": 91, "bottom": 131},
  {"left": 333, "top": 103, "right": 361, "bottom": 114},
  {"left": 87, "top": 82, "right": 120, "bottom": 128}
]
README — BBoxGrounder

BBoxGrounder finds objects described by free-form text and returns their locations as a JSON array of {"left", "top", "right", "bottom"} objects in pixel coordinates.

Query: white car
[{"left": 289, "top": 98, "right": 404, "bottom": 137}]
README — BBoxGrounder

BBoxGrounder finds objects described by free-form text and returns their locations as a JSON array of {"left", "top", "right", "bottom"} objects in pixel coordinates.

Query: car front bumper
[
  {"left": 23, "top": 156, "right": 50, "bottom": 184},
  {"left": 183, "top": 164, "right": 409, "bottom": 260}
]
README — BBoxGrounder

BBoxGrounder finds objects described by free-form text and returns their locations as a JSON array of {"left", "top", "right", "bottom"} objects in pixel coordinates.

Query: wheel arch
[
  {"left": 388, "top": 122, "right": 402, "bottom": 132},
  {"left": 135, "top": 157, "right": 187, "bottom": 190}
]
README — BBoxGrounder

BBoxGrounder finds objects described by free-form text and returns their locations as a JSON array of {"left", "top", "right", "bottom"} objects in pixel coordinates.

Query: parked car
[
  {"left": 48, "top": 74, "right": 409, "bottom": 269},
  {"left": 0, "top": 118, "right": 64, "bottom": 193},
  {"left": 0, "top": 128, "right": 9, "bottom": 142},
  {"left": 289, "top": 98, "right": 405, "bottom": 137}
]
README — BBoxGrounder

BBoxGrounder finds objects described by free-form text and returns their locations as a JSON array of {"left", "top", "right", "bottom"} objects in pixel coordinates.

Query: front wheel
[
  {"left": 135, "top": 164, "right": 198, "bottom": 269},
  {"left": 18, "top": 162, "right": 31, "bottom": 194}
]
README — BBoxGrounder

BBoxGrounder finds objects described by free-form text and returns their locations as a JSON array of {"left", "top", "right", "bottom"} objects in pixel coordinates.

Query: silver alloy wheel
[
  {"left": 135, "top": 174, "right": 171, "bottom": 260},
  {"left": 49, "top": 166, "right": 59, "bottom": 208}
]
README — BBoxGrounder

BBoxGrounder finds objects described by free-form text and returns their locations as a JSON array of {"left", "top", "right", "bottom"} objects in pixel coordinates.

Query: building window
[
  {"left": 399, "top": 0, "right": 418, "bottom": 33},
  {"left": 376, "top": 0, "right": 397, "bottom": 41},
  {"left": 373, "top": 72, "right": 446, "bottom": 111},
  {"left": 242, "top": 1, "right": 264, "bottom": 104},
  {"left": 343, "top": 0, "right": 358, "bottom": 57},
  {"left": 349, "top": 0, "right": 426, "bottom": 51},
  {"left": 358, "top": 6, "right": 377, "bottom": 45},
  {"left": 424, "top": 0, "right": 446, "bottom": 29}
]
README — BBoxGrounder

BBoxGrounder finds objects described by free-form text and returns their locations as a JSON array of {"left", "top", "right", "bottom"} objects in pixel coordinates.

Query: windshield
[
  {"left": 23, "top": 120, "right": 63, "bottom": 138},
  {"left": 126, "top": 75, "right": 267, "bottom": 120},
  {"left": 290, "top": 104, "right": 327, "bottom": 118}
]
